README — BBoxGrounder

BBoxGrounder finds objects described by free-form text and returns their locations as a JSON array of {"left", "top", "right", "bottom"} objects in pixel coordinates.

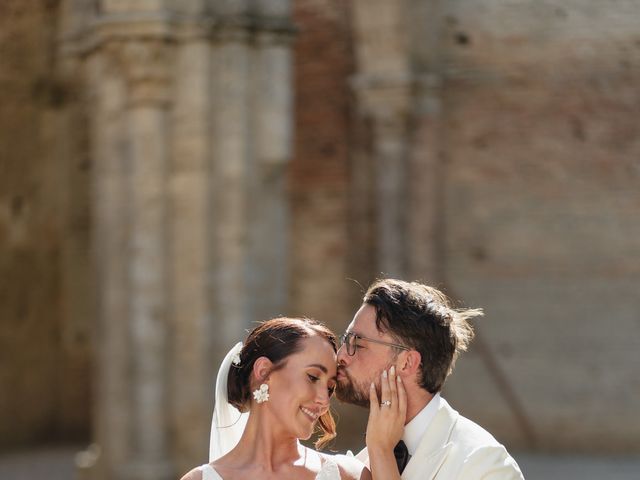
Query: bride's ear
[{"left": 252, "top": 356, "right": 273, "bottom": 384}]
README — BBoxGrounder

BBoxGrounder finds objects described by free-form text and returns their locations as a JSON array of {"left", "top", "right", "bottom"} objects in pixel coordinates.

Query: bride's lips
[{"left": 300, "top": 406, "right": 321, "bottom": 422}]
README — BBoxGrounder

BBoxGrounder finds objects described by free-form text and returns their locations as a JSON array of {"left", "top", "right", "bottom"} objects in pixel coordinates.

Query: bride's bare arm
[{"left": 365, "top": 367, "right": 406, "bottom": 480}]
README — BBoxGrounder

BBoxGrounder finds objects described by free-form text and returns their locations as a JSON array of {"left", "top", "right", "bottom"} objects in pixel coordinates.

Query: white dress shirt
[{"left": 402, "top": 392, "right": 441, "bottom": 456}]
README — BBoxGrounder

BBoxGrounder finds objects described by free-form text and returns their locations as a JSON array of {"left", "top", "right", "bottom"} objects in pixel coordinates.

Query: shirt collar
[{"left": 402, "top": 392, "right": 441, "bottom": 456}]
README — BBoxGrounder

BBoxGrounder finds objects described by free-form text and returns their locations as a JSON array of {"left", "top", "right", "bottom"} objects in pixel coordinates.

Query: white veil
[{"left": 209, "top": 342, "right": 249, "bottom": 461}]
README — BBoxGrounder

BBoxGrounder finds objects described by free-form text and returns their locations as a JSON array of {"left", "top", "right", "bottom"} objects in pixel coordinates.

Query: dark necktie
[{"left": 393, "top": 440, "right": 410, "bottom": 474}]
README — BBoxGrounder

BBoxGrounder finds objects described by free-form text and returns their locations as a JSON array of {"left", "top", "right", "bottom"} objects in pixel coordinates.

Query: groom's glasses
[{"left": 340, "top": 331, "right": 410, "bottom": 356}]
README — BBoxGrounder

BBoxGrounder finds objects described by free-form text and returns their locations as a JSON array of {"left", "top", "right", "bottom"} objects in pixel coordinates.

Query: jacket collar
[{"left": 401, "top": 398, "right": 458, "bottom": 480}]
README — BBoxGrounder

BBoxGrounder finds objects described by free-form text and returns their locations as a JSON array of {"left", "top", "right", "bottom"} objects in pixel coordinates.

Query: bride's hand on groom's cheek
[{"left": 365, "top": 366, "right": 407, "bottom": 452}]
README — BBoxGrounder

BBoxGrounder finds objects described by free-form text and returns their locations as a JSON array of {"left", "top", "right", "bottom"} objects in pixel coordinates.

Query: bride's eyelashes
[{"left": 307, "top": 373, "right": 336, "bottom": 396}]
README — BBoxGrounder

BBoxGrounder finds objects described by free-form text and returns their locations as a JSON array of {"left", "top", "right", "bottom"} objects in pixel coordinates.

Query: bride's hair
[{"left": 227, "top": 317, "right": 338, "bottom": 449}]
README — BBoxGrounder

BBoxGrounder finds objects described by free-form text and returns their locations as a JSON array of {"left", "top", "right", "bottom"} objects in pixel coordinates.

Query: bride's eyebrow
[
  {"left": 306, "top": 363, "right": 328, "bottom": 373},
  {"left": 306, "top": 364, "right": 337, "bottom": 381}
]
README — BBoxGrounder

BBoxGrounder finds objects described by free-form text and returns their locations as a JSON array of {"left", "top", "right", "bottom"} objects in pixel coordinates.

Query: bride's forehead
[
  {"left": 301, "top": 334, "right": 335, "bottom": 350},
  {"left": 288, "top": 336, "right": 337, "bottom": 362}
]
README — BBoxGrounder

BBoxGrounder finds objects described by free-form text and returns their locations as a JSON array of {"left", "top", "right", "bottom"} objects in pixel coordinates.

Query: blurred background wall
[
  {"left": 0, "top": 0, "right": 93, "bottom": 450},
  {"left": 0, "top": 0, "right": 638, "bottom": 479}
]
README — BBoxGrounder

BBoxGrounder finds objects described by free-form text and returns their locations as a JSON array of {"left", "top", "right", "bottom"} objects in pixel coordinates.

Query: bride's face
[{"left": 265, "top": 335, "right": 337, "bottom": 440}]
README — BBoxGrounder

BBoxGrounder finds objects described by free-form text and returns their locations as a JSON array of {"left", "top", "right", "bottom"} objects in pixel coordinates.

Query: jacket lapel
[{"left": 401, "top": 399, "right": 459, "bottom": 480}]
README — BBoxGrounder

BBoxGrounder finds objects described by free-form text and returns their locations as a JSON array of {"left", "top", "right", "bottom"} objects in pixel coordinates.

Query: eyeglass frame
[{"left": 340, "top": 330, "right": 410, "bottom": 356}]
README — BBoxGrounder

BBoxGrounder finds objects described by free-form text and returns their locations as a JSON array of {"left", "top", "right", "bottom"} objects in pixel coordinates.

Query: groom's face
[{"left": 335, "top": 304, "right": 396, "bottom": 407}]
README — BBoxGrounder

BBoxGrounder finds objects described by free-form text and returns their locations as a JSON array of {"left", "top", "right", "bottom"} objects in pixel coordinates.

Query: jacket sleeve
[{"left": 458, "top": 445, "right": 525, "bottom": 480}]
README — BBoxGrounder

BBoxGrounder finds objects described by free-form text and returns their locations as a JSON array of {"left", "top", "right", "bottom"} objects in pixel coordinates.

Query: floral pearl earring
[{"left": 253, "top": 383, "right": 269, "bottom": 403}]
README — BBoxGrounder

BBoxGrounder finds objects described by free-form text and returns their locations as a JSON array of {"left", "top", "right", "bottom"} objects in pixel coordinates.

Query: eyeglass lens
[{"left": 345, "top": 332, "right": 356, "bottom": 355}]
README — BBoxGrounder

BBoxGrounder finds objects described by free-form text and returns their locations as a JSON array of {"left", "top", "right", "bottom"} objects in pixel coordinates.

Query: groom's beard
[{"left": 335, "top": 366, "right": 372, "bottom": 408}]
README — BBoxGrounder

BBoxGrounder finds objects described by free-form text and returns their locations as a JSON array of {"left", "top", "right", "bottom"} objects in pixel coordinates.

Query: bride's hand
[{"left": 365, "top": 366, "right": 407, "bottom": 452}]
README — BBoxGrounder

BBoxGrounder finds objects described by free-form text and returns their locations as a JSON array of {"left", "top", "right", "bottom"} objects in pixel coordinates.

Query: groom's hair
[
  {"left": 364, "top": 279, "right": 482, "bottom": 393},
  {"left": 227, "top": 316, "right": 338, "bottom": 449}
]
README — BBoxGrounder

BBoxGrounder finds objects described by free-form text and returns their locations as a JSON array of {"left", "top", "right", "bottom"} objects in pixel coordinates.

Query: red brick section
[
  {"left": 291, "top": 1, "right": 354, "bottom": 187},
  {"left": 290, "top": 1, "right": 356, "bottom": 324}
]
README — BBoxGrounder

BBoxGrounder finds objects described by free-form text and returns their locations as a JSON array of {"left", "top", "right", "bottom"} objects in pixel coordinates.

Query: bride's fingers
[
  {"left": 369, "top": 381, "right": 379, "bottom": 416},
  {"left": 380, "top": 369, "right": 390, "bottom": 409},
  {"left": 397, "top": 375, "right": 407, "bottom": 419},
  {"left": 389, "top": 365, "right": 398, "bottom": 409}
]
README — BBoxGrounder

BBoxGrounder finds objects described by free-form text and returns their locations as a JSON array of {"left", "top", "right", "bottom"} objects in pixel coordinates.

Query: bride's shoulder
[
  {"left": 321, "top": 453, "right": 370, "bottom": 480},
  {"left": 180, "top": 464, "right": 223, "bottom": 480},
  {"left": 179, "top": 466, "right": 204, "bottom": 480}
]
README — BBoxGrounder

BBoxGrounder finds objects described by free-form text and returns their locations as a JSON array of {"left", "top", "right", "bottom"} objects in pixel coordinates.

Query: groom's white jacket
[{"left": 356, "top": 398, "right": 524, "bottom": 480}]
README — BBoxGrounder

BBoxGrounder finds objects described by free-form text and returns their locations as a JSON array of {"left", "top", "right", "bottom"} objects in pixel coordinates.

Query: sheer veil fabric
[{"left": 209, "top": 342, "right": 249, "bottom": 461}]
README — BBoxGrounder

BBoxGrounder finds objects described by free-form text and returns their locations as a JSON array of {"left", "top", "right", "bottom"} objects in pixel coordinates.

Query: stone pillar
[
  {"left": 67, "top": 0, "right": 296, "bottom": 475},
  {"left": 366, "top": 92, "right": 411, "bottom": 278},
  {"left": 405, "top": 73, "right": 445, "bottom": 281},
  {"left": 168, "top": 28, "right": 213, "bottom": 472},
  {"left": 209, "top": 0, "right": 295, "bottom": 330},
  {"left": 210, "top": 20, "right": 253, "bottom": 342},
  {"left": 350, "top": 0, "right": 412, "bottom": 277},
  {"left": 83, "top": 9, "right": 175, "bottom": 480},
  {"left": 85, "top": 47, "right": 132, "bottom": 480},
  {"left": 347, "top": 82, "right": 412, "bottom": 278},
  {"left": 249, "top": 0, "right": 295, "bottom": 319},
  {"left": 405, "top": 0, "right": 447, "bottom": 282},
  {"left": 119, "top": 39, "right": 173, "bottom": 480}
]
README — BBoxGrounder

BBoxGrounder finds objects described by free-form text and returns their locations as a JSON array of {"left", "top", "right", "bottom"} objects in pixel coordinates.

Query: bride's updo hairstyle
[{"left": 227, "top": 317, "right": 338, "bottom": 448}]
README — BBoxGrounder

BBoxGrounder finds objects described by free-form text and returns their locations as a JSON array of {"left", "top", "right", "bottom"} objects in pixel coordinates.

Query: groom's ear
[
  {"left": 399, "top": 350, "right": 422, "bottom": 376},
  {"left": 252, "top": 356, "right": 274, "bottom": 383}
]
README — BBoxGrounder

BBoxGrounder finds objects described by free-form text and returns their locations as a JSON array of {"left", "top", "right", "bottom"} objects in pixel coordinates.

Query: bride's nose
[{"left": 315, "top": 387, "right": 330, "bottom": 407}]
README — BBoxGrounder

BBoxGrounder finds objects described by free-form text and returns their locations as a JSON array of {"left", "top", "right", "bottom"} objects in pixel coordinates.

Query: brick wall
[
  {"left": 291, "top": 0, "right": 640, "bottom": 454},
  {"left": 290, "top": 0, "right": 357, "bottom": 328},
  {"left": 439, "top": 0, "right": 640, "bottom": 452},
  {"left": 291, "top": 1, "right": 372, "bottom": 450}
]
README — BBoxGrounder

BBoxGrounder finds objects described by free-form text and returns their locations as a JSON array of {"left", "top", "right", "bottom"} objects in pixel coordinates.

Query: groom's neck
[{"left": 404, "top": 385, "right": 434, "bottom": 425}]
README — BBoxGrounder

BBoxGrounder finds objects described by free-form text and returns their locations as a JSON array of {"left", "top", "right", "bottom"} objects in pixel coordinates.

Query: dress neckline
[{"left": 199, "top": 456, "right": 339, "bottom": 480}]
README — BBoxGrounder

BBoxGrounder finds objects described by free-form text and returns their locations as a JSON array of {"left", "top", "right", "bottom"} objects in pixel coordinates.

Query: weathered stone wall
[
  {"left": 1, "top": 0, "right": 639, "bottom": 468},
  {"left": 77, "top": 2, "right": 296, "bottom": 478},
  {"left": 291, "top": 0, "right": 640, "bottom": 455},
  {"left": 0, "top": 0, "right": 92, "bottom": 449},
  {"left": 436, "top": 0, "right": 640, "bottom": 453}
]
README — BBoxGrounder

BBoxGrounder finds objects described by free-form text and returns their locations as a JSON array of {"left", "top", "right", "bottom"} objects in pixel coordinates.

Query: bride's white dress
[{"left": 198, "top": 454, "right": 353, "bottom": 480}]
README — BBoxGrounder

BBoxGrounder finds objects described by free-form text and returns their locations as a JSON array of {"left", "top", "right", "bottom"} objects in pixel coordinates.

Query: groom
[{"left": 336, "top": 279, "right": 524, "bottom": 479}]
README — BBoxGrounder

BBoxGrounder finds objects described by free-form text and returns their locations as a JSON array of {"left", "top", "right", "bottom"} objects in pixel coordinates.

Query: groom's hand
[{"left": 365, "top": 366, "right": 407, "bottom": 452}]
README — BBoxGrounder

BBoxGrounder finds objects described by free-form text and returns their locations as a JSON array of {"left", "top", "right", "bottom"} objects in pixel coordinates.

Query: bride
[{"left": 180, "top": 317, "right": 406, "bottom": 480}]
